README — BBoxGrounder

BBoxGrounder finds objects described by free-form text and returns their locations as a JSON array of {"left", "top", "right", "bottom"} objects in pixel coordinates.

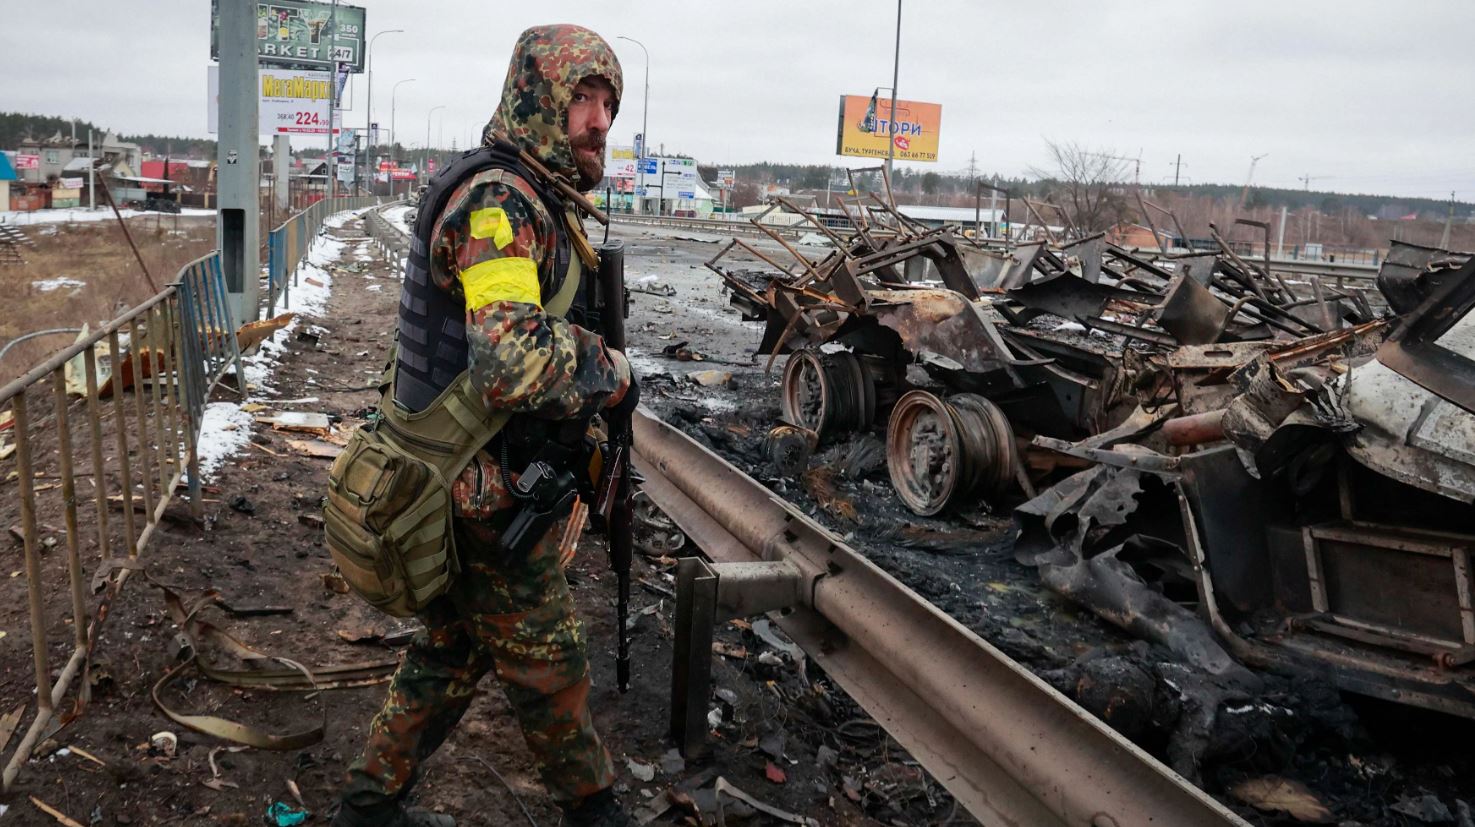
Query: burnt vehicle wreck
[{"left": 708, "top": 181, "right": 1475, "bottom": 719}]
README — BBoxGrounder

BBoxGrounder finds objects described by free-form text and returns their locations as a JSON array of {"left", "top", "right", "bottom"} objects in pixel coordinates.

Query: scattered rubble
[
  {"left": 686, "top": 185, "right": 1475, "bottom": 821},
  {"left": 709, "top": 184, "right": 1475, "bottom": 721}
]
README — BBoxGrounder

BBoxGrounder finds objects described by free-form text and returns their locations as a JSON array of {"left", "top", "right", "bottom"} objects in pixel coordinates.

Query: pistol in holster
[{"left": 497, "top": 418, "right": 598, "bottom": 556}]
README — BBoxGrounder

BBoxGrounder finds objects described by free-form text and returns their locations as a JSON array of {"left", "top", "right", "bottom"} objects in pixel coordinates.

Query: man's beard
[{"left": 570, "top": 130, "right": 606, "bottom": 191}]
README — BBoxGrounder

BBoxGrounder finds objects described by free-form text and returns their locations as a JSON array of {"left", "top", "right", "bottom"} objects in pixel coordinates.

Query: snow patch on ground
[
  {"left": 624, "top": 346, "right": 666, "bottom": 378},
  {"left": 195, "top": 209, "right": 358, "bottom": 479},
  {"left": 195, "top": 402, "right": 255, "bottom": 479},
  {"left": 0, "top": 207, "right": 214, "bottom": 225},
  {"left": 324, "top": 205, "right": 378, "bottom": 230},
  {"left": 32, "top": 277, "right": 86, "bottom": 292},
  {"left": 242, "top": 252, "right": 333, "bottom": 394},
  {"left": 383, "top": 205, "right": 414, "bottom": 235}
]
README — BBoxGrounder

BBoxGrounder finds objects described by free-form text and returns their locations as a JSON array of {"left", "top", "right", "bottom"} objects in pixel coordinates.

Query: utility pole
[
  {"left": 325, "top": 0, "right": 339, "bottom": 206},
  {"left": 1173, "top": 153, "right": 1183, "bottom": 187},
  {"left": 390, "top": 78, "right": 415, "bottom": 195},
  {"left": 1440, "top": 191, "right": 1455, "bottom": 249},
  {"left": 87, "top": 129, "right": 95, "bottom": 210},
  {"left": 274, "top": 135, "right": 291, "bottom": 214},
  {"left": 617, "top": 36, "right": 650, "bottom": 215},
  {"left": 365, "top": 29, "right": 403, "bottom": 198},
  {"left": 884, "top": 0, "right": 902, "bottom": 186},
  {"left": 1276, "top": 205, "right": 1288, "bottom": 259},
  {"left": 216, "top": 0, "right": 261, "bottom": 322},
  {"left": 424, "top": 105, "right": 445, "bottom": 185}
]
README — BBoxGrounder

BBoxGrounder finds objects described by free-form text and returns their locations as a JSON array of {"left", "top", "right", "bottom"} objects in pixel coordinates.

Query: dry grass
[{"left": 0, "top": 215, "right": 217, "bottom": 387}]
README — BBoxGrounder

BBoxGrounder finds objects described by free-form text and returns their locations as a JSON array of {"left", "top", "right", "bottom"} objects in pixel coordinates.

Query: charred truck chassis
[{"left": 709, "top": 183, "right": 1475, "bottom": 720}]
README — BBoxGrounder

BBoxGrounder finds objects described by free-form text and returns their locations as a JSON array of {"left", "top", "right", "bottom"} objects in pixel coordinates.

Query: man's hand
[{"left": 608, "top": 365, "right": 639, "bottom": 416}]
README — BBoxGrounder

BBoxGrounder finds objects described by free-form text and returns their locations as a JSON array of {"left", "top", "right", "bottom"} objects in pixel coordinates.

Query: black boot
[
  {"left": 330, "top": 800, "right": 455, "bottom": 827},
  {"left": 563, "top": 789, "right": 631, "bottom": 827}
]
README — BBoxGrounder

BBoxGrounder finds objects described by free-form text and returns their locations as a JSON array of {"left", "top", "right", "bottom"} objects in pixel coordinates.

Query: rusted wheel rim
[
  {"left": 781, "top": 350, "right": 829, "bottom": 432},
  {"left": 948, "top": 393, "right": 1018, "bottom": 499},
  {"left": 886, "top": 390, "right": 960, "bottom": 516},
  {"left": 886, "top": 391, "right": 1017, "bottom": 515},
  {"left": 781, "top": 349, "right": 875, "bottom": 438}
]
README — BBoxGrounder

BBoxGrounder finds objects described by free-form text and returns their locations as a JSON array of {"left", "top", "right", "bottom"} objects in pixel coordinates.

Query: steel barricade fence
[
  {"left": 0, "top": 252, "right": 242, "bottom": 790},
  {"left": 266, "top": 196, "right": 387, "bottom": 317}
]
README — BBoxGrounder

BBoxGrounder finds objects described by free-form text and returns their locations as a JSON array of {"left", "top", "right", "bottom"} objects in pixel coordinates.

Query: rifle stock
[{"left": 596, "top": 241, "right": 633, "bottom": 692}]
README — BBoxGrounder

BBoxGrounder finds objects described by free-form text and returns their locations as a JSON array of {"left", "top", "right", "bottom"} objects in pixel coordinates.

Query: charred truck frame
[{"left": 705, "top": 174, "right": 1475, "bottom": 720}]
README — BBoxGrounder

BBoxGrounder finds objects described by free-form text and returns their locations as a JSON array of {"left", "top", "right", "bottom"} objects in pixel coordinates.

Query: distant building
[
  {"left": 1108, "top": 223, "right": 1171, "bottom": 251},
  {"left": 0, "top": 151, "right": 16, "bottom": 211},
  {"left": 13, "top": 131, "right": 142, "bottom": 185},
  {"left": 140, "top": 159, "right": 213, "bottom": 192}
]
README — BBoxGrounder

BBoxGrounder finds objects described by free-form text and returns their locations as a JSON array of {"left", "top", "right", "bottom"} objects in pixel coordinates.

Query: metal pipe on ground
[
  {"left": 1162, "top": 409, "right": 1228, "bottom": 446},
  {"left": 631, "top": 408, "right": 1248, "bottom": 827}
]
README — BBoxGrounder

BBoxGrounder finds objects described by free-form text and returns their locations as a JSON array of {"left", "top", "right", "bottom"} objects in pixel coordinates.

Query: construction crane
[
  {"left": 1298, "top": 174, "right": 1329, "bottom": 191},
  {"left": 1237, "top": 153, "right": 1269, "bottom": 211}
]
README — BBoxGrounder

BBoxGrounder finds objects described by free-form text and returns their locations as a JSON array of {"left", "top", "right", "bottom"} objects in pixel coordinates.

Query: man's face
[{"left": 567, "top": 76, "right": 616, "bottom": 191}]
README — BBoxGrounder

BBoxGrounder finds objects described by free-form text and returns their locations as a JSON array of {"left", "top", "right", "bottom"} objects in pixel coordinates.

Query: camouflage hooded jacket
[{"left": 424, "top": 24, "right": 631, "bottom": 519}]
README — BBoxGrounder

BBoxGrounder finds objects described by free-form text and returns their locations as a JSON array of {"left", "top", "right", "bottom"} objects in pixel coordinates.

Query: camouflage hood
[{"left": 481, "top": 25, "right": 623, "bottom": 181}]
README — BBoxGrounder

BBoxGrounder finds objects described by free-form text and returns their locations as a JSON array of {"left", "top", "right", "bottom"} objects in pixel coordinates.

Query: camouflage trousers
[{"left": 341, "top": 516, "right": 615, "bottom": 809}]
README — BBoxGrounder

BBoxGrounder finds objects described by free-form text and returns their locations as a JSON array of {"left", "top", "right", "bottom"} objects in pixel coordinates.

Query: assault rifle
[{"left": 593, "top": 240, "right": 634, "bottom": 692}]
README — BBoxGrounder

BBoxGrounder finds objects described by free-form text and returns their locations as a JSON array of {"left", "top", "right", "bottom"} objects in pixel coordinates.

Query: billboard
[
  {"left": 211, "top": 1, "right": 367, "bottom": 73},
  {"left": 835, "top": 94, "right": 942, "bottom": 163},
  {"left": 606, "top": 145, "right": 637, "bottom": 179},
  {"left": 717, "top": 169, "right": 735, "bottom": 188},
  {"left": 15, "top": 154, "right": 39, "bottom": 170},
  {"left": 209, "top": 66, "right": 339, "bottom": 135}
]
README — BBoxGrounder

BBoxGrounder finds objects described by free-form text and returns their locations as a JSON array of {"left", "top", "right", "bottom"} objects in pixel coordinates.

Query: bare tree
[{"left": 1029, "top": 141, "right": 1133, "bottom": 235}]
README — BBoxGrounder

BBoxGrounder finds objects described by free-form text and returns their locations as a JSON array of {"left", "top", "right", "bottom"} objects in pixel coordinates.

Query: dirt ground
[
  {"left": 0, "top": 214, "right": 216, "bottom": 388},
  {"left": 1, "top": 214, "right": 943, "bottom": 827},
  {"left": 3, "top": 214, "right": 1474, "bottom": 826},
  {"left": 608, "top": 224, "right": 1475, "bottom": 827}
]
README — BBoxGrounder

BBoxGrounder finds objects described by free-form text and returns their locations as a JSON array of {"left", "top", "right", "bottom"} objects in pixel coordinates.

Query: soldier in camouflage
[{"left": 332, "top": 24, "right": 636, "bottom": 827}]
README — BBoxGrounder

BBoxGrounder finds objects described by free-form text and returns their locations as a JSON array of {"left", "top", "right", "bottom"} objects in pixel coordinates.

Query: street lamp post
[
  {"left": 425, "top": 104, "right": 446, "bottom": 186},
  {"left": 885, "top": 0, "right": 901, "bottom": 185},
  {"left": 365, "top": 28, "right": 404, "bottom": 196},
  {"left": 616, "top": 36, "right": 649, "bottom": 215},
  {"left": 390, "top": 78, "right": 415, "bottom": 196}
]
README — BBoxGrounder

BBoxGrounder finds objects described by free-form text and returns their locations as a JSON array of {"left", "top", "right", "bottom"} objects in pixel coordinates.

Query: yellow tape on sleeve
[
  {"left": 468, "top": 207, "right": 515, "bottom": 249},
  {"left": 459, "top": 257, "right": 541, "bottom": 309}
]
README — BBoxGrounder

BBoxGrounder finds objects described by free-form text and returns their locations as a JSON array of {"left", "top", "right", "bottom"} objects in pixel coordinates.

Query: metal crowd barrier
[
  {"left": 266, "top": 196, "right": 388, "bottom": 317},
  {"left": 0, "top": 251, "right": 242, "bottom": 789}
]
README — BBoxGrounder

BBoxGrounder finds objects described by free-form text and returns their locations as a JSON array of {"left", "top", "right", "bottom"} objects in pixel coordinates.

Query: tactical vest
[
  {"left": 395, "top": 144, "right": 575, "bottom": 412},
  {"left": 322, "top": 145, "right": 588, "bottom": 617}
]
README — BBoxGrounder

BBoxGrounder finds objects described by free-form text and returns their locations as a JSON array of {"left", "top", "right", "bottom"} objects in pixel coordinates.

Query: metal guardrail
[
  {"left": 609, "top": 212, "right": 808, "bottom": 240},
  {"left": 363, "top": 201, "right": 410, "bottom": 268},
  {"left": 266, "top": 196, "right": 388, "bottom": 316},
  {"left": 633, "top": 409, "right": 1249, "bottom": 827},
  {"left": 0, "top": 251, "right": 243, "bottom": 789},
  {"left": 613, "top": 213, "right": 1386, "bottom": 287}
]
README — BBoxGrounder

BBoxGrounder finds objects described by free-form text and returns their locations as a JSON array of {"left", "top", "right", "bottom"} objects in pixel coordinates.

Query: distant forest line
[{"left": 3, "top": 112, "right": 1466, "bottom": 220}]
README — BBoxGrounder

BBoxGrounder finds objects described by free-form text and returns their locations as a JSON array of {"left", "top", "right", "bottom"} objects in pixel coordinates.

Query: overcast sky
[{"left": 5, "top": 1, "right": 1473, "bottom": 200}]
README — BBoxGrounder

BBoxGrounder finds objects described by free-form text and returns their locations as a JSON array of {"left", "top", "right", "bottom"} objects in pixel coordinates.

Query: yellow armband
[{"left": 459, "top": 257, "right": 541, "bottom": 309}]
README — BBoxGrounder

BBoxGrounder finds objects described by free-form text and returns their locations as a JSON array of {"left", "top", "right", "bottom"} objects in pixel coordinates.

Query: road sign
[{"left": 640, "top": 158, "right": 658, "bottom": 175}]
